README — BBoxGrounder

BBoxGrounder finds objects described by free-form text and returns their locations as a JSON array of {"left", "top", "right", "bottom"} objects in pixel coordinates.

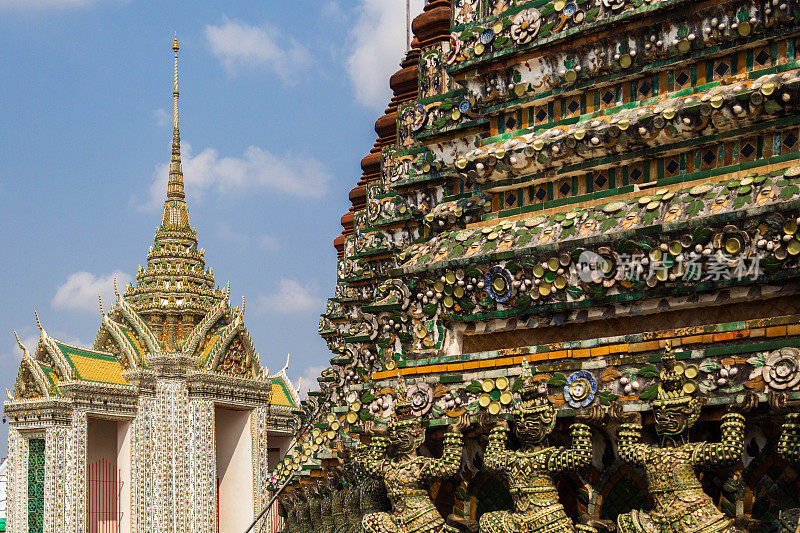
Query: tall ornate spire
[
  {"left": 162, "top": 34, "right": 190, "bottom": 229},
  {"left": 127, "top": 36, "right": 224, "bottom": 349},
  {"left": 168, "top": 34, "right": 184, "bottom": 201}
]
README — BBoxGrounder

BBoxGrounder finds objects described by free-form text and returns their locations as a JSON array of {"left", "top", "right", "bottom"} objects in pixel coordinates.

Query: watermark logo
[{"left": 576, "top": 250, "right": 762, "bottom": 283}]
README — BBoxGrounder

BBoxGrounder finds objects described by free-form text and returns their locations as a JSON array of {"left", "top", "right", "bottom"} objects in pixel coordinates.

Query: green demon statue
[
  {"left": 329, "top": 468, "right": 349, "bottom": 533},
  {"left": 295, "top": 490, "right": 313, "bottom": 533},
  {"left": 341, "top": 454, "right": 364, "bottom": 533},
  {"left": 479, "top": 358, "right": 604, "bottom": 533},
  {"left": 277, "top": 492, "right": 295, "bottom": 533},
  {"left": 307, "top": 485, "right": 323, "bottom": 532},
  {"left": 337, "top": 439, "right": 391, "bottom": 533},
  {"left": 321, "top": 477, "right": 336, "bottom": 533},
  {"left": 770, "top": 391, "right": 800, "bottom": 532},
  {"left": 615, "top": 347, "right": 753, "bottom": 533},
  {"left": 359, "top": 375, "right": 470, "bottom": 533}
]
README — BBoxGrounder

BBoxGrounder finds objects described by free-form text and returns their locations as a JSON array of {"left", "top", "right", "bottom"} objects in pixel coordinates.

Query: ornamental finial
[
  {"left": 13, "top": 331, "right": 24, "bottom": 351},
  {"left": 98, "top": 294, "right": 104, "bottom": 316},
  {"left": 165, "top": 33, "right": 185, "bottom": 203},
  {"left": 34, "top": 310, "right": 42, "bottom": 331}
]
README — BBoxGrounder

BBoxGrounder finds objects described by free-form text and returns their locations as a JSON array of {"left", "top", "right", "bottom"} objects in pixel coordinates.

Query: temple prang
[{"left": 280, "top": 0, "right": 800, "bottom": 532}]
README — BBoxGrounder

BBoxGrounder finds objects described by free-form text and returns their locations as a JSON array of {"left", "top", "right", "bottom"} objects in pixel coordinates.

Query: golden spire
[
  {"left": 160, "top": 34, "right": 190, "bottom": 230},
  {"left": 167, "top": 33, "right": 184, "bottom": 201}
]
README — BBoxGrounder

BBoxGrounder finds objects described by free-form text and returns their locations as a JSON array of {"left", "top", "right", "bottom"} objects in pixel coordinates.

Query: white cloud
[
  {"left": 51, "top": 270, "right": 133, "bottom": 314},
  {"left": 3, "top": 333, "right": 39, "bottom": 362},
  {"left": 295, "top": 364, "right": 326, "bottom": 398},
  {"left": 205, "top": 18, "right": 311, "bottom": 83},
  {"left": 20, "top": 334, "right": 39, "bottom": 352},
  {"left": 258, "top": 279, "right": 321, "bottom": 315},
  {"left": 153, "top": 108, "right": 170, "bottom": 128},
  {"left": 215, "top": 222, "right": 279, "bottom": 252},
  {"left": 346, "top": 0, "right": 425, "bottom": 111},
  {"left": 144, "top": 141, "right": 331, "bottom": 209}
]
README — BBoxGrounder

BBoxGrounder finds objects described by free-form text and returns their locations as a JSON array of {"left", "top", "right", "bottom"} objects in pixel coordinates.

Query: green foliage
[
  {"left": 686, "top": 199, "right": 705, "bottom": 218},
  {"left": 361, "top": 391, "right": 377, "bottom": 404},
  {"left": 781, "top": 184, "right": 799, "bottom": 200},
  {"left": 638, "top": 384, "right": 659, "bottom": 401},
  {"left": 465, "top": 380, "right": 483, "bottom": 393},
  {"left": 637, "top": 364, "right": 659, "bottom": 378},
  {"left": 599, "top": 390, "right": 619, "bottom": 406}
]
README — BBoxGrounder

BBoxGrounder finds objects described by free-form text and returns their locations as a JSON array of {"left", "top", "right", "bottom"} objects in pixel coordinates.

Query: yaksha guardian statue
[
  {"left": 774, "top": 392, "right": 800, "bottom": 465},
  {"left": 277, "top": 492, "right": 296, "bottom": 533},
  {"left": 359, "top": 375, "right": 470, "bottom": 533},
  {"left": 770, "top": 392, "right": 800, "bottom": 532},
  {"left": 337, "top": 439, "right": 391, "bottom": 533},
  {"left": 480, "top": 358, "right": 603, "bottom": 533},
  {"left": 615, "top": 347, "right": 753, "bottom": 533},
  {"left": 295, "top": 491, "right": 313, "bottom": 533}
]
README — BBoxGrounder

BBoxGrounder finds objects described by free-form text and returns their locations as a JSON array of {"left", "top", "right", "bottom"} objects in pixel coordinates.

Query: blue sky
[{"left": 0, "top": 0, "right": 425, "bottom": 452}]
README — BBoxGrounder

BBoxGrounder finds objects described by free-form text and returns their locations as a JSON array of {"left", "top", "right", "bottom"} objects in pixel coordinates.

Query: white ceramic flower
[
  {"left": 407, "top": 382, "right": 434, "bottom": 416},
  {"left": 763, "top": 348, "right": 800, "bottom": 390},
  {"left": 510, "top": 8, "right": 541, "bottom": 45}
]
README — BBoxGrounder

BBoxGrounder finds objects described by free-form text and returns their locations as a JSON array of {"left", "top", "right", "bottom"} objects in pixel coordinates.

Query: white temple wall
[
  {"left": 132, "top": 380, "right": 219, "bottom": 533},
  {"left": 44, "top": 425, "right": 70, "bottom": 533},
  {"left": 215, "top": 407, "right": 253, "bottom": 533},
  {"left": 148, "top": 379, "right": 190, "bottom": 533},
  {"left": 71, "top": 409, "right": 89, "bottom": 533},
  {"left": 131, "top": 395, "right": 153, "bottom": 533},
  {"left": 5, "top": 428, "right": 24, "bottom": 533},
  {"left": 5, "top": 381, "right": 279, "bottom": 533},
  {"left": 187, "top": 398, "right": 215, "bottom": 532},
  {"left": 251, "top": 406, "right": 271, "bottom": 533},
  {"left": 118, "top": 420, "right": 131, "bottom": 533}
]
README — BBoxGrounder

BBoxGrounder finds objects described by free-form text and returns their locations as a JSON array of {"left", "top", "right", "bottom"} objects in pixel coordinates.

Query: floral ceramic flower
[
  {"left": 407, "top": 382, "right": 434, "bottom": 416},
  {"left": 485, "top": 266, "right": 514, "bottom": 303},
  {"left": 510, "top": 8, "right": 541, "bottom": 45},
  {"left": 753, "top": 348, "right": 800, "bottom": 390},
  {"left": 411, "top": 103, "right": 427, "bottom": 132},
  {"left": 580, "top": 219, "right": 597, "bottom": 237},
  {"left": 564, "top": 370, "right": 597, "bottom": 408}
]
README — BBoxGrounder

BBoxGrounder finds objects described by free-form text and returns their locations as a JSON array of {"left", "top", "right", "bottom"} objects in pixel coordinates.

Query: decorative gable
[
  {"left": 12, "top": 349, "right": 50, "bottom": 400},
  {"left": 215, "top": 333, "right": 254, "bottom": 379}
]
